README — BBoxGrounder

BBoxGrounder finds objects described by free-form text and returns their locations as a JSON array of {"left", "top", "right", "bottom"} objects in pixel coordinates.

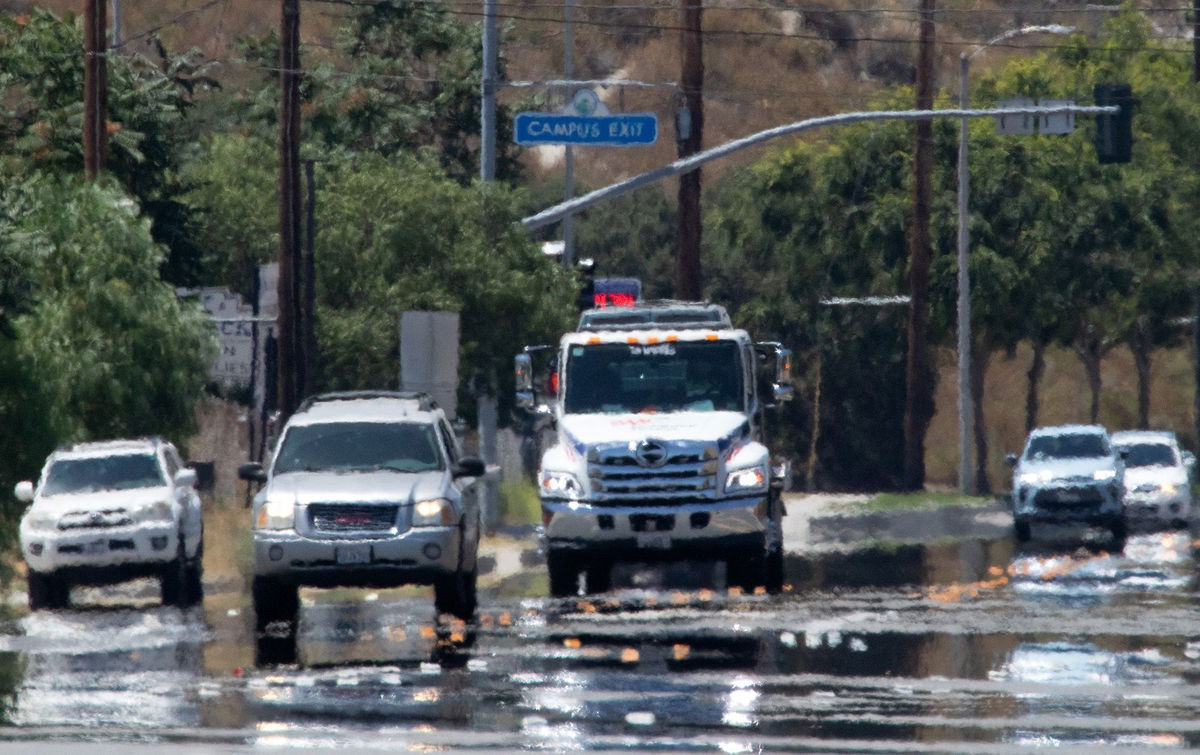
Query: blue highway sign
[{"left": 514, "top": 112, "right": 658, "bottom": 147}]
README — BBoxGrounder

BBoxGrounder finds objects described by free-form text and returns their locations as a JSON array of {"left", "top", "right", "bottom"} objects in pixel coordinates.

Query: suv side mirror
[
  {"left": 13, "top": 481, "right": 33, "bottom": 503},
  {"left": 1118, "top": 448, "right": 1130, "bottom": 461},
  {"left": 1004, "top": 453, "right": 1018, "bottom": 467},
  {"left": 453, "top": 457, "right": 486, "bottom": 478},
  {"left": 1183, "top": 451, "right": 1196, "bottom": 467},
  {"left": 238, "top": 462, "right": 267, "bottom": 484},
  {"left": 174, "top": 468, "right": 198, "bottom": 489}
]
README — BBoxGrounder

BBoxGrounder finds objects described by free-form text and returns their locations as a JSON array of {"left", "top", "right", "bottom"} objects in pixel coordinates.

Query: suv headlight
[
  {"left": 23, "top": 511, "right": 58, "bottom": 531},
  {"left": 725, "top": 466, "right": 768, "bottom": 494},
  {"left": 1018, "top": 470, "right": 1051, "bottom": 485},
  {"left": 135, "top": 501, "right": 173, "bottom": 523},
  {"left": 255, "top": 498, "right": 295, "bottom": 530},
  {"left": 1093, "top": 469, "right": 1117, "bottom": 481},
  {"left": 540, "top": 471, "right": 582, "bottom": 498},
  {"left": 413, "top": 498, "right": 455, "bottom": 527}
]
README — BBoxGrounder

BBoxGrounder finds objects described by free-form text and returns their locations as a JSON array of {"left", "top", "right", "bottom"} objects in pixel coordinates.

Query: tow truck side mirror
[
  {"left": 754, "top": 342, "right": 794, "bottom": 406},
  {"left": 514, "top": 353, "right": 535, "bottom": 409},
  {"left": 515, "top": 345, "right": 554, "bottom": 414}
]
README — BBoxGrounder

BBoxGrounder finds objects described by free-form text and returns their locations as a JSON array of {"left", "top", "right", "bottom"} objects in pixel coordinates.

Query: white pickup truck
[{"left": 515, "top": 301, "right": 793, "bottom": 596}]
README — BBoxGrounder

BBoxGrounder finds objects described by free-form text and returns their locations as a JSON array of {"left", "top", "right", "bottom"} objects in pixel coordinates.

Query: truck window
[{"left": 564, "top": 341, "right": 744, "bottom": 414}]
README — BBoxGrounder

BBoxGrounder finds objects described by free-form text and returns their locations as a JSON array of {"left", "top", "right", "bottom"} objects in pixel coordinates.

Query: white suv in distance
[
  {"left": 1111, "top": 430, "right": 1194, "bottom": 530},
  {"left": 238, "top": 391, "right": 484, "bottom": 664},
  {"left": 16, "top": 438, "right": 203, "bottom": 610}
]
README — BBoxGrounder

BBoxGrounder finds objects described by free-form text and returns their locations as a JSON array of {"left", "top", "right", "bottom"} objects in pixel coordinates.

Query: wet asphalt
[{"left": 2, "top": 502, "right": 1200, "bottom": 752}]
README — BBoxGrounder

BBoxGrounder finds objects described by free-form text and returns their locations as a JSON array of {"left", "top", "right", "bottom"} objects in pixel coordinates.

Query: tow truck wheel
[
  {"left": 253, "top": 576, "right": 300, "bottom": 666},
  {"left": 727, "top": 552, "right": 766, "bottom": 593},
  {"left": 765, "top": 548, "right": 784, "bottom": 594},
  {"left": 547, "top": 551, "right": 582, "bottom": 597},
  {"left": 584, "top": 559, "right": 612, "bottom": 594}
]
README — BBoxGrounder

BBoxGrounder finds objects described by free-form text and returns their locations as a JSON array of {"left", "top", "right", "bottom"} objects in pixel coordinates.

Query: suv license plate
[
  {"left": 336, "top": 545, "right": 372, "bottom": 565},
  {"left": 636, "top": 533, "right": 672, "bottom": 550},
  {"left": 82, "top": 540, "right": 106, "bottom": 555}
]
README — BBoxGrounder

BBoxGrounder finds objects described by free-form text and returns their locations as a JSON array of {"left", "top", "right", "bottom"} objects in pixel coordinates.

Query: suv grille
[
  {"left": 309, "top": 504, "right": 399, "bottom": 533},
  {"left": 57, "top": 509, "right": 132, "bottom": 530},
  {"left": 589, "top": 445, "right": 718, "bottom": 505}
]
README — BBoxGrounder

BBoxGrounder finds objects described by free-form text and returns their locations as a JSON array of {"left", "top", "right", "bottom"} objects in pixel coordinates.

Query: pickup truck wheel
[
  {"left": 1014, "top": 518, "right": 1032, "bottom": 543},
  {"left": 583, "top": 559, "right": 612, "bottom": 594},
  {"left": 253, "top": 576, "right": 299, "bottom": 666},
  {"left": 547, "top": 551, "right": 581, "bottom": 598},
  {"left": 434, "top": 568, "right": 478, "bottom": 621},
  {"left": 1110, "top": 518, "right": 1127, "bottom": 550},
  {"left": 27, "top": 571, "right": 68, "bottom": 611}
]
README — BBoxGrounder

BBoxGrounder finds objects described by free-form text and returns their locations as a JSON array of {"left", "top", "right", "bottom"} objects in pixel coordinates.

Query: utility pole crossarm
[{"left": 521, "top": 104, "right": 1117, "bottom": 231}]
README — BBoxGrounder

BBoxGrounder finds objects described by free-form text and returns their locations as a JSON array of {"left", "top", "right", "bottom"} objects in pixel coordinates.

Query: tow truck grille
[
  {"left": 589, "top": 448, "right": 717, "bottom": 504},
  {"left": 309, "top": 504, "right": 399, "bottom": 533}
]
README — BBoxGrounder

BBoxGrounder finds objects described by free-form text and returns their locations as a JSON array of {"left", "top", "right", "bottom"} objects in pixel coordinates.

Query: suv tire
[
  {"left": 547, "top": 550, "right": 581, "bottom": 597},
  {"left": 434, "top": 568, "right": 478, "bottom": 620},
  {"left": 253, "top": 575, "right": 300, "bottom": 666},
  {"left": 28, "top": 571, "right": 69, "bottom": 611},
  {"left": 1014, "top": 518, "right": 1032, "bottom": 543},
  {"left": 160, "top": 540, "right": 193, "bottom": 607},
  {"left": 184, "top": 540, "right": 204, "bottom": 607}
]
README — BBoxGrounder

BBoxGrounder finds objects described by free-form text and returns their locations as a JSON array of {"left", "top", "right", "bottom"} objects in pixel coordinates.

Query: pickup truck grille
[
  {"left": 57, "top": 509, "right": 133, "bottom": 530},
  {"left": 588, "top": 446, "right": 718, "bottom": 504},
  {"left": 308, "top": 504, "right": 399, "bottom": 533}
]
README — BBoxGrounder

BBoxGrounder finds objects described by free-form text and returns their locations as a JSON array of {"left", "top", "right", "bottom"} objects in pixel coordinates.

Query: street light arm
[{"left": 968, "top": 24, "right": 1077, "bottom": 59}]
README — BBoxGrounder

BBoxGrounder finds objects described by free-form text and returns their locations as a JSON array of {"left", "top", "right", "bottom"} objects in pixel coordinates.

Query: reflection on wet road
[{"left": 4, "top": 530, "right": 1200, "bottom": 751}]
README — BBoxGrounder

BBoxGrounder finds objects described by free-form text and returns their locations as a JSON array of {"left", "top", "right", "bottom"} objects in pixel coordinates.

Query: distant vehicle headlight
[
  {"left": 1018, "top": 470, "right": 1051, "bottom": 484},
  {"left": 413, "top": 498, "right": 455, "bottom": 527},
  {"left": 1161, "top": 482, "right": 1178, "bottom": 495},
  {"left": 725, "top": 466, "right": 767, "bottom": 494},
  {"left": 255, "top": 498, "right": 295, "bottom": 530},
  {"left": 540, "top": 471, "right": 582, "bottom": 498},
  {"left": 1093, "top": 469, "right": 1117, "bottom": 481}
]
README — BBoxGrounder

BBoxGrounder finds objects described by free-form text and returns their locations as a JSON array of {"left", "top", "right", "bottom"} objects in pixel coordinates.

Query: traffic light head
[{"left": 1093, "top": 83, "right": 1133, "bottom": 164}]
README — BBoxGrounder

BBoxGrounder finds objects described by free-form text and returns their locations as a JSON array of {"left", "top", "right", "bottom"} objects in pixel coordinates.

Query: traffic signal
[
  {"left": 1093, "top": 83, "right": 1133, "bottom": 164},
  {"left": 575, "top": 258, "right": 596, "bottom": 312}
]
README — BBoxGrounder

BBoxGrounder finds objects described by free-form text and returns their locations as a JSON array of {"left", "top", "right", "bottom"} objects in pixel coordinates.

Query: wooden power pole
[
  {"left": 675, "top": 0, "right": 704, "bottom": 301},
  {"left": 903, "top": 0, "right": 936, "bottom": 490},
  {"left": 277, "top": 0, "right": 304, "bottom": 418},
  {"left": 83, "top": 0, "right": 107, "bottom": 179}
]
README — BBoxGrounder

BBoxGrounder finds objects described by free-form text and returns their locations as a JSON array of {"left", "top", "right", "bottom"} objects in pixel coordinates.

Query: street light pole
[{"left": 956, "top": 24, "right": 1074, "bottom": 495}]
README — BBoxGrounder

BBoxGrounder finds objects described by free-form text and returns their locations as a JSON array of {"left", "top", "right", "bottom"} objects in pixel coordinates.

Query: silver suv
[
  {"left": 1112, "top": 430, "right": 1194, "bottom": 530},
  {"left": 238, "top": 391, "right": 484, "bottom": 664},
  {"left": 16, "top": 437, "right": 203, "bottom": 610},
  {"left": 1007, "top": 424, "right": 1126, "bottom": 544}
]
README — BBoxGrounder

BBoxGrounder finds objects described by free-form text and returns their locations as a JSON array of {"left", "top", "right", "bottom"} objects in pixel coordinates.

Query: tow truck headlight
[
  {"left": 1093, "top": 469, "right": 1117, "bottom": 481},
  {"left": 540, "top": 471, "right": 582, "bottom": 498},
  {"left": 255, "top": 498, "right": 295, "bottom": 530},
  {"left": 725, "top": 467, "right": 767, "bottom": 494},
  {"left": 413, "top": 498, "right": 455, "bottom": 526}
]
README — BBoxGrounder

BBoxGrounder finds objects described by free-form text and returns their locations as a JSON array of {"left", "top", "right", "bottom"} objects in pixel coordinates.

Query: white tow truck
[{"left": 515, "top": 301, "right": 794, "bottom": 596}]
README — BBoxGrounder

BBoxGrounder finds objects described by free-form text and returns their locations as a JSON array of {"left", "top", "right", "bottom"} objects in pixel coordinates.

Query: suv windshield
[
  {"left": 1025, "top": 433, "right": 1109, "bottom": 461},
  {"left": 564, "top": 341, "right": 744, "bottom": 414},
  {"left": 274, "top": 422, "right": 443, "bottom": 474},
  {"left": 1119, "top": 443, "right": 1177, "bottom": 468},
  {"left": 42, "top": 453, "right": 165, "bottom": 495}
]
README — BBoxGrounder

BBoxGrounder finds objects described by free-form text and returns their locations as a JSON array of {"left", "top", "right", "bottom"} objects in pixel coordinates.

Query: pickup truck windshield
[
  {"left": 43, "top": 454, "right": 166, "bottom": 495},
  {"left": 274, "top": 422, "right": 444, "bottom": 474},
  {"left": 564, "top": 340, "right": 744, "bottom": 414},
  {"left": 1025, "top": 433, "right": 1109, "bottom": 460}
]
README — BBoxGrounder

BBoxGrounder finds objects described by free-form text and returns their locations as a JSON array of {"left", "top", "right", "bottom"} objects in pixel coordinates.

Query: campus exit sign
[{"left": 514, "top": 89, "right": 658, "bottom": 147}]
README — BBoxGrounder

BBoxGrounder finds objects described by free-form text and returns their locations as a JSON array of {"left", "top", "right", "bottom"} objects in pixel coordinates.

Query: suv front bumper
[
  {"left": 1014, "top": 481, "right": 1123, "bottom": 525},
  {"left": 20, "top": 521, "right": 179, "bottom": 577},
  {"left": 542, "top": 495, "right": 773, "bottom": 559},
  {"left": 253, "top": 526, "right": 463, "bottom": 587}
]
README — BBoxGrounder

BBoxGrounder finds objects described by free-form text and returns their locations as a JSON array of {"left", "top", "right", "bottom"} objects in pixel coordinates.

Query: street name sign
[{"left": 515, "top": 89, "right": 658, "bottom": 147}]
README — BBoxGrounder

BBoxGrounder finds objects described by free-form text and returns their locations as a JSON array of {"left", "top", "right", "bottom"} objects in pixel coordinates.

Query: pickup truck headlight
[
  {"left": 725, "top": 466, "right": 767, "bottom": 494},
  {"left": 255, "top": 498, "right": 295, "bottom": 530},
  {"left": 413, "top": 498, "right": 455, "bottom": 527},
  {"left": 1093, "top": 469, "right": 1117, "bottom": 481},
  {"left": 540, "top": 471, "right": 582, "bottom": 498},
  {"left": 135, "top": 501, "right": 174, "bottom": 523}
]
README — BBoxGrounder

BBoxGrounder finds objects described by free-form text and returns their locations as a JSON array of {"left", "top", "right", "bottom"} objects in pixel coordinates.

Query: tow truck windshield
[{"left": 564, "top": 340, "right": 744, "bottom": 414}]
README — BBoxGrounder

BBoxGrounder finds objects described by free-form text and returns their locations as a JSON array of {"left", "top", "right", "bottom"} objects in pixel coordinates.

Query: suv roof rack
[
  {"left": 578, "top": 300, "right": 732, "bottom": 331},
  {"left": 297, "top": 390, "right": 438, "bottom": 414},
  {"left": 56, "top": 436, "right": 166, "bottom": 453}
]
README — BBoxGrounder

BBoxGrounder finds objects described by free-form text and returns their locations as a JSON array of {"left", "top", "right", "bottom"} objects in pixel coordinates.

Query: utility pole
[
  {"left": 675, "top": 0, "right": 704, "bottom": 300},
  {"left": 83, "top": 0, "right": 107, "bottom": 179},
  {"left": 480, "top": 0, "right": 497, "bottom": 181},
  {"left": 303, "top": 160, "right": 319, "bottom": 398},
  {"left": 277, "top": 0, "right": 303, "bottom": 418},
  {"left": 903, "top": 0, "right": 936, "bottom": 490},
  {"left": 1193, "top": 0, "right": 1200, "bottom": 451},
  {"left": 562, "top": 0, "right": 576, "bottom": 267}
]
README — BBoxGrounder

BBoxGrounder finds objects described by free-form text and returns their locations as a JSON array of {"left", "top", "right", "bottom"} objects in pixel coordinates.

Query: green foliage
[
  {"left": 311, "top": 152, "right": 575, "bottom": 416},
  {"left": 499, "top": 480, "right": 542, "bottom": 527}
]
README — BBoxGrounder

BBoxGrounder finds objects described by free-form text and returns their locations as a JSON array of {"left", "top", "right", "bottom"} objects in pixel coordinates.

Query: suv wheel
[
  {"left": 434, "top": 568, "right": 478, "bottom": 621},
  {"left": 1014, "top": 518, "right": 1032, "bottom": 543},
  {"left": 28, "top": 571, "right": 69, "bottom": 611},
  {"left": 184, "top": 540, "right": 204, "bottom": 607},
  {"left": 253, "top": 576, "right": 300, "bottom": 666},
  {"left": 160, "top": 539, "right": 192, "bottom": 607},
  {"left": 547, "top": 551, "right": 582, "bottom": 597}
]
